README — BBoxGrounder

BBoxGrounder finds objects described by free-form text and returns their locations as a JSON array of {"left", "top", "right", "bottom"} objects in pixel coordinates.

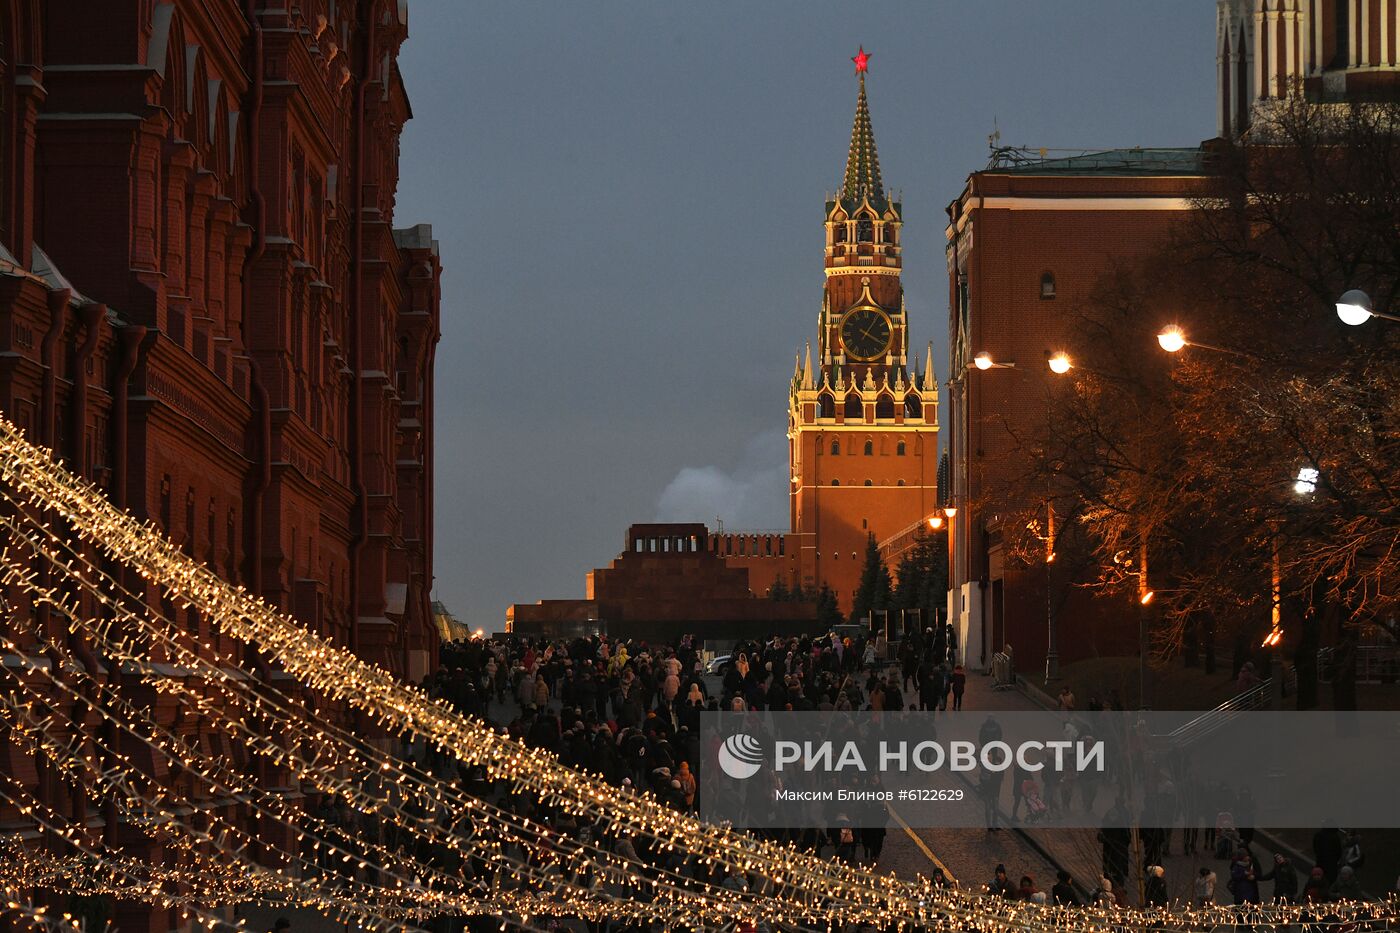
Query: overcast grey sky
[{"left": 393, "top": 2, "right": 1217, "bottom": 630}]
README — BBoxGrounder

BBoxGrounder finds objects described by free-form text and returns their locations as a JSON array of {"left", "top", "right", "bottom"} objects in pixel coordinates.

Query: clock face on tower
[{"left": 840, "top": 306, "right": 892, "bottom": 361}]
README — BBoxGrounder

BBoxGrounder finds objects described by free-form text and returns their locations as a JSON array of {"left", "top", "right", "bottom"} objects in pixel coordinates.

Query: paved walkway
[{"left": 878, "top": 669, "right": 1296, "bottom": 906}]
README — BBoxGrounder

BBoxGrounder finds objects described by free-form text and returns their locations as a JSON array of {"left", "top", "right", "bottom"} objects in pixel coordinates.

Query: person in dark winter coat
[
  {"left": 1229, "top": 850, "right": 1261, "bottom": 904},
  {"left": 1262, "top": 853, "right": 1299, "bottom": 903},
  {"left": 1302, "top": 866, "right": 1328, "bottom": 903},
  {"left": 1144, "top": 865, "right": 1169, "bottom": 906},
  {"left": 1313, "top": 825, "right": 1343, "bottom": 883},
  {"left": 987, "top": 864, "right": 1014, "bottom": 898},
  {"left": 1051, "top": 869, "right": 1081, "bottom": 906}
]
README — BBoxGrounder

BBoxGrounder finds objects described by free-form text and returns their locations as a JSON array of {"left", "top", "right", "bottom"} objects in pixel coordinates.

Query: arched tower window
[
  {"left": 818, "top": 392, "right": 835, "bottom": 419},
  {"left": 905, "top": 395, "right": 922, "bottom": 419},
  {"left": 831, "top": 479, "right": 840, "bottom": 487},
  {"left": 875, "top": 394, "right": 894, "bottom": 419},
  {"left": 863, "top": 479, "right": 873, "bottom": 487},
  {"left": 830, "top": 439, "right": 840, "bottom": 456},
  {"left": 896, "top": 439, "right": 906, "bottom": 456},
  {"left": 856, "top": 217, "right": 873, "bottom": 242},
  {"left": 844, "top": 393, "right": 863, "bottom": 420},
  {"left": 1040, "top": 272, "right": 1056, "bottom": 300},
  {"left": 863, "top": 439, "right": 873, "bottom": 456},
  {"left": 833, "top": 222, "right": 847, "bottom": 244}
]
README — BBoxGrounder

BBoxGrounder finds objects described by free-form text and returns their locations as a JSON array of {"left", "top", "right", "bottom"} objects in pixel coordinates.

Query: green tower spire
[{"left": 842, "top": 70, "right": 884, "bottom": 203}]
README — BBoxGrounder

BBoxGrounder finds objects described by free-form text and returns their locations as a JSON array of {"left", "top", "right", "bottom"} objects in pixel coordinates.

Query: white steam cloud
[{"left": 655, "top": 431, "right": 789, "bottom": 530}]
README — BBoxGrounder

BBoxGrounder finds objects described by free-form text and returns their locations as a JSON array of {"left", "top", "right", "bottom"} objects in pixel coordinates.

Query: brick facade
[
  {"left": 944, "top": 158, "right": 1207, "bottom": 673},
  {"left": 507, "top": 524, "right": 817, "bottom": 644},
  {"left": 0, "top": 2, "right": 440, "bottom": 928}
]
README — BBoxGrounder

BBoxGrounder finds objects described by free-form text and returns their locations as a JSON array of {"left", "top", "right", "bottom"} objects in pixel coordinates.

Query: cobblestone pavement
[{"left": 872, "top": 671, "right": 1061, "bottom": 892}]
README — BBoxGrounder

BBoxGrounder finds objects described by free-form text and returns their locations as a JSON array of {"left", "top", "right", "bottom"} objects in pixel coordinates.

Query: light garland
[
  {"left": 0, "top": 418, "right": 1019, "bottom": 928},
  {"left": 0, "top": 414, "right": 1395, "bottom": 931},
  {"left": 0, "top": 641, "right": 737, "bottom": 932},
  {"left": 0, "top": 554, "right": 796, "bottom": 933},
  {"left": 0, "top": 546, "right": 802, "bottom": 932}
]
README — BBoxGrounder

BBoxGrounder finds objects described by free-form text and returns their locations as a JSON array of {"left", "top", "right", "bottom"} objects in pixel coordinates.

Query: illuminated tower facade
[
  {"left": 788, "top": 49, "right": 939, "bottom": 612},
  {"left": 1217, "top": 0, "right": 1400, "bottom": 138}
]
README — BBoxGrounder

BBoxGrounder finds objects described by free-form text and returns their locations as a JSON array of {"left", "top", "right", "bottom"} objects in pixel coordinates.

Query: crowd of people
[
  {"left": 427, "top": 626, "right": 960, "bottom": 831},
  {"left": 407, "top": 628, "right": 1382, "bottom": 923}
]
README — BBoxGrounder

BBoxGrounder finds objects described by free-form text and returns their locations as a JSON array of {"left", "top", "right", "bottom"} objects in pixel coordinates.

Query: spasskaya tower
[{"left": 787, "top": 48, "right": 939, "bottom": 613}]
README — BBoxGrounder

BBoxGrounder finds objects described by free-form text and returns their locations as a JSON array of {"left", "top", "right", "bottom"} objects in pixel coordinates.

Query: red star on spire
[{"left": 852, "top": 46, "right": 871, "bottom": 74}]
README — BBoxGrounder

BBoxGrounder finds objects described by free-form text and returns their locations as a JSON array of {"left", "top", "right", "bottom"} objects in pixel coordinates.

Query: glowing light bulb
[{"left": 1156, "top": 326, "right": 1186, "bottom": 353}]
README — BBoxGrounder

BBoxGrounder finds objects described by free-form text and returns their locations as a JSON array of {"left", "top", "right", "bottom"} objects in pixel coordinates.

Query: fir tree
[
  {"left": 815, "top": 584, "right": 843, "bottom": 629},
  {"left": 850, "top": 532, "right": 892, "bottom": 627}
]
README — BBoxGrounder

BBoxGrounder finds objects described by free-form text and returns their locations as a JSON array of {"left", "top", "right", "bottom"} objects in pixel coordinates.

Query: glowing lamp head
[
  {"left": 1140, "top": 590, "right": 1155, "bottom": 606},
  {"left": 1156, "top": 326, "right": 1187, "bottom": 353},
  {"left": 928, "top": 516, "right": 944, "bottom": 530},
  {"left": 1336, "top": 289, "right": 1374, "bottom": 326},
  {"left": 1294, "top": 466, "right": 1319, "bottom": 496},
  {"left": 1047, "top": 353, "right": 1072, "bottom": 375},
  {"left": 943, "top": 506, "right": 957, "bottom": 518},
  {"left": 973, "top": 352, "right": 994, "bottom": 370}
]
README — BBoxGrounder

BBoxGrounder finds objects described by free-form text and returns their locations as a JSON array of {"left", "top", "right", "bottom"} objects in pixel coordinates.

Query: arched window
[
  {"left": 857, "top": 218, "right": 873, "bottom": 242},
  {"left": 830, "top": 439, "right": 840, "bottom": 456},
  {"left": 818, "top": 393, "right": 836, "bottom": 419},
  {"left": 875, "top": 394, "right": 895, "bottom": 418},
  {"left": 896, "top": 439, "right": 906, "bottom": 456},
  {"left": 887, "top": 225, "right": 898, "bottom": 246},
  {"left": 833, "top": 223, "right": 847, "bottom": 244},
  {"left": 905, "top": 395, "right": 922, "bottom": 419},
  {"left": 864, "top": 479, "right": 873, "bottom": 487},
  {"left": 831, "top": 479, "right": 840, "bottom": 487},
  {"left": 844, "top": 394, "right": 863, "bottom": 420},
  {"left": 863, "top": 439, "right": 873, "bottom": 456},
  {"left": 1040, "top": 272, "right": 1056, "bottom": 300},
  {"left": 897, "top": 479, "right": 906, "bottom": 486}
]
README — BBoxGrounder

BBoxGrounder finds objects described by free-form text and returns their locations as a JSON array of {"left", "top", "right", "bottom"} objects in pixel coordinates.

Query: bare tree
[{"left": 1006, "top": 98, "right": 1400, "bottom": 708}]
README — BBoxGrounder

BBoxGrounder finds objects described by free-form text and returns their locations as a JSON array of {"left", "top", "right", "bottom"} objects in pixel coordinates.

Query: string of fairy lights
[
  {"left": 0, "top": 417, "right": 1077, "bottom": 930},
  {"left": 0, "top": 681, "right": 655, "bottom": 933},
  {"left": 0, "top": 524, "right": 833, "bottom": 931},
  {"left": 0, "top": 508, "right": 855, "bottom": 932},
  {"left": 0, "top": 448, "right": 1085, "bottom": 933},
  {"left": 0, "top": 413, "right": 1396, "bottom": 931},
  {"left": 0, "top": 642, "right": 761, "bottom": 933}
]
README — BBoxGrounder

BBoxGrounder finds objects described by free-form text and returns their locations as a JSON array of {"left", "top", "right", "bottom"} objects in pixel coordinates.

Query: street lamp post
[
  {"left": 1044, "top": 501, "right": 1059, "bottom": 681},
  {"left": 1335, "top": 289, "right": 1400, "bottom": 326},
  {"left": 928, "top": 506, "right": 957, "bottom": 663}
]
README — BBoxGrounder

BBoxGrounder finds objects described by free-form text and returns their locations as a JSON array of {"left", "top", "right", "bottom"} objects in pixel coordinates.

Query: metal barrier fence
[{"left": 991, "top": 651, "right": 1016, "bottom": 690}]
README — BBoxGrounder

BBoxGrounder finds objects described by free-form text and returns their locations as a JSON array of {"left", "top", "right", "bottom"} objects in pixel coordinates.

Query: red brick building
[
  {"left": 0, "top": 0, "right": 440, "bottom": 926},
  {"left": 507, "top": 524, "right": 817, "bottom": 644},
  {"left": 944, "top": 153, "right": 1206, "bottom": 675},
  {"left": 945, "top": 0, "right": 1400, "bottom": 676}
]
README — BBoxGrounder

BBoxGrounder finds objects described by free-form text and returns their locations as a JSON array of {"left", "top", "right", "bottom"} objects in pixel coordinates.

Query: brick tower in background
[{"left": 787, "top": 50, "right": 939, "bottom": 613}]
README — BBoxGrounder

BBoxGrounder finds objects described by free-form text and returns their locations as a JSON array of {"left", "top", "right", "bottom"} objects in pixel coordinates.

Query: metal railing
[
  {"left": 1317, "top": 645, "right": 1400, "bottom": 684},
  {"left": 1163, "top": 673, "right": 1289, "bottom": 747}
]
